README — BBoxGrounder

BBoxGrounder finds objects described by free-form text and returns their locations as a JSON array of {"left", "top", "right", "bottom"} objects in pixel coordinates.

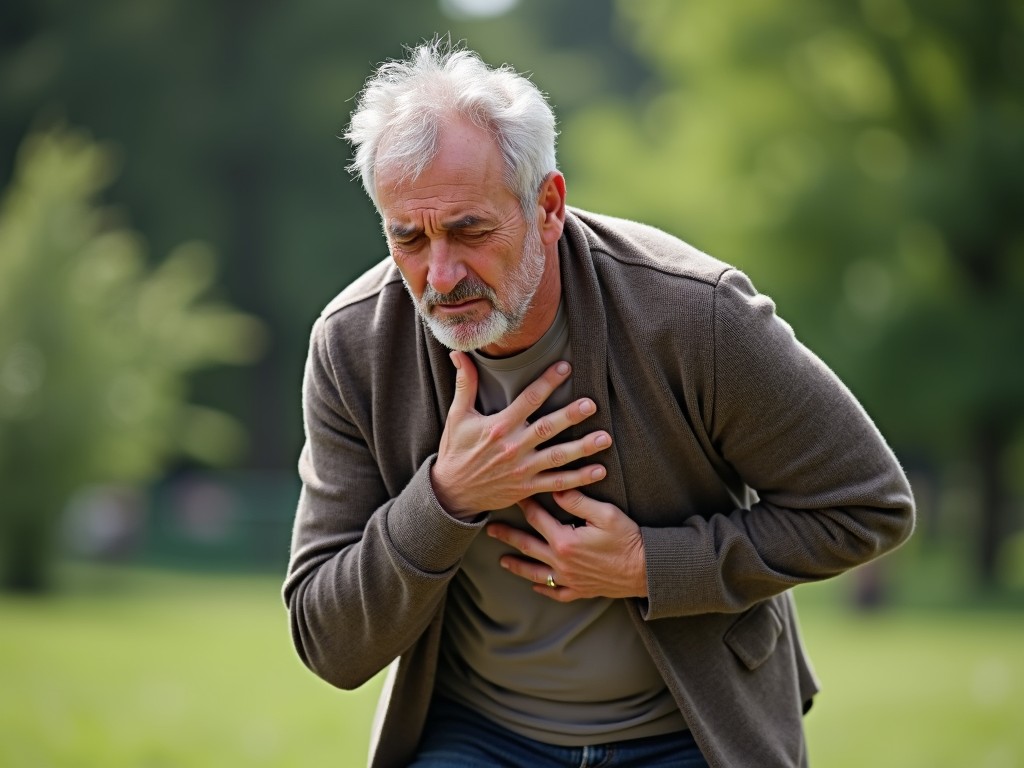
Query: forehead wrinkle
[
  {"left": 382, "top": 183, "right": 488, "bottom": 217},
  {"left": 386, "top": 184, "right": 493, "bottom": 210}
]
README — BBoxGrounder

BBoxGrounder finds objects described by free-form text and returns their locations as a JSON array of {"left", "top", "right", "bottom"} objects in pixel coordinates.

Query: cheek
[
  {"left": 393, "top": 256, "right": 428, "bottom": 297},
  {"left": 467, "top": 245, "right": 516, "bottom": 286}
]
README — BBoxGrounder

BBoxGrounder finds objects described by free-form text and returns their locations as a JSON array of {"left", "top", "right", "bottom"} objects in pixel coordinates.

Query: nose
[{"left": 425, "top": 239, "right": 467, "bottom": 295}]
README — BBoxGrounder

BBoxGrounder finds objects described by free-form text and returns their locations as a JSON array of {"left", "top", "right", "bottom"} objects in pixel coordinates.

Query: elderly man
[{"left": 284, "top": 42, "right": 914, "bottom": 768}]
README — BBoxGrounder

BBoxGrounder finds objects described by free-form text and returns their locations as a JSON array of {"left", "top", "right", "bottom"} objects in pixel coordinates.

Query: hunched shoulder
[
  {"left": 319, "top": 256, "right": 403, "bottom": 323},
  {"left": 568, "top": 207, "right": 733, "bottom": 287}
]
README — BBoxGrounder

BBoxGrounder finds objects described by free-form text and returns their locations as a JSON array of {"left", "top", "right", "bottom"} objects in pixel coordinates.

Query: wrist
[
  {"left": 631, "top": 533, "right": 649, "bottom": 598},
  {"left": 430, "top": 462, "right": 477, "bottom": 521}
]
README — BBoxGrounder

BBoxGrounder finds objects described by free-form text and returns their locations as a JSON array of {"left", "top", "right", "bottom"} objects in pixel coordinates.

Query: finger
[
  {"left": 551, "top": 488, "right": 613, "bottom": 525},
  {"left": 530, "top": 464, "right": 607, "bottom": 496},
  {"left": 532, "top": 584, "right": 580, "bottom": 602},
  {"left": 500, "top": 557, "right": 585, "bottom": 602},
  {"left": 488, "top": 522, "right": 553, "bottom": 561},
  {"left": 516, "top": 498, "right": 563, "bottom": 542},
  {"left": 516, "top": 497, "right": 587, "bottom": 533},
  {"left": 499, "top": 554, "right": 556, "bottom": 583},
  {"left": 534, "top": 430, "right": 612, "bottom": 471},
  {"left": 506, "top": 361, "right": 572, "bottom": 423},
  {"left": 528, "top": 398, "right": 601, "bottom": 449},
  {"left": 515, "top": 495, "right": 546, "bottom": 515},
  {"left": 448, "top": 351, "right": 479, "bottom": 416}
]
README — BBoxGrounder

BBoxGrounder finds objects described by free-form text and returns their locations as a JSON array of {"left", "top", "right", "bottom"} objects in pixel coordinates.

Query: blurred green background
[{"left": 1, "top": 0, "right": 1022, "bottom": 765}]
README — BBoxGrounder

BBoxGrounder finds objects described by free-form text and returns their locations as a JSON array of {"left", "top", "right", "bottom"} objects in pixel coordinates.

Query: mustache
[{"left": 423, "top": 278, "right": 496, "bottom": 308}]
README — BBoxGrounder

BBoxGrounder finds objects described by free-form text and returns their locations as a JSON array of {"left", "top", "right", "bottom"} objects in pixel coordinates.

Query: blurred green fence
[{"left": 63, "top": 472, "right": 299, "bottom": 574}]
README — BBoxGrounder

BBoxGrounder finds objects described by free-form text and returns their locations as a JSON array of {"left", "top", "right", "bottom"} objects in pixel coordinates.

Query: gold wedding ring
[{"left": 546, "top": 573, "right": 557, "bottom": 589}]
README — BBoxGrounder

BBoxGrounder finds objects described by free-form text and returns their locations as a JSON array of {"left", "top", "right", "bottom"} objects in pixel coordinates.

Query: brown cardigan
[{"left": 284, "top": 209, "right": 915, "bottom": 767}]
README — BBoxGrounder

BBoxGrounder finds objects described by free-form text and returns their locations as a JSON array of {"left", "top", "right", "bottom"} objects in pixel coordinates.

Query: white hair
[{"left": 345, "top": 40, "right": 558, "bottom": 217}]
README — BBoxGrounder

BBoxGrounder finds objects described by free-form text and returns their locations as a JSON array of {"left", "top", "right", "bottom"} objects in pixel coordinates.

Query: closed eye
[
  {"left": 457, "top": 229, "right": 491, "bottom": 242},
  {"left": 391, "top": 233, "right": 426, "bottom": 250}
]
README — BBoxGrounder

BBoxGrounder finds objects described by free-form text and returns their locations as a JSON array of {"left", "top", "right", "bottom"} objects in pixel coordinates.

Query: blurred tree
[
  {"left": 562, "top": 0, "right": 1024, "bottom": 585},
  {"left": 0, "top": 125, "right": 264, "bottom": 592},
  {"left": 0, "top": 0, "right": 648, "bottom": 477}
]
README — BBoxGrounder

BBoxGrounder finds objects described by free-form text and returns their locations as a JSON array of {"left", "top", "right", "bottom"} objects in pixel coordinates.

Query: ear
[{"left": 536, "top": 171, "right": 566, "bottom": 246}]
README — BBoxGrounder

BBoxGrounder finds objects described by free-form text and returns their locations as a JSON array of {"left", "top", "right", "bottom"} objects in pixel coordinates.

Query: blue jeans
[{"left": 409, "top": 696, "right": 709, "bottom": 767}]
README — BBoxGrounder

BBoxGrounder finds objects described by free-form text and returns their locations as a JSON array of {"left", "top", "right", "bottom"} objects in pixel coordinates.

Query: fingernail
[
  {"left": 579, "top": 399, "right": 595, "bottom": 415},
  {"left": 486, "top": 527, "right": 496, "bottom": 538},
  {"left": 499, "top": 559, "right": 510, "bottom": 569},
  {"left": 450, "top": 351, "right": 461, "bottom": 369},
  {"left": 595, "top": 433, "right": 610, "bottom": 447},
  {"left": 556, "top": 362, "right": 570, "bottom": 376},
  {"left": 592, "top": 467, "right": 606, "bottom": 480}
]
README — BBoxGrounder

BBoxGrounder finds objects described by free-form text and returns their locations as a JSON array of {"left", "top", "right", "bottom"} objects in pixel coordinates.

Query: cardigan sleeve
[
  {"left": 282, "top": 315, "right": 483, "bottom": 690},
  {"left": 641, "top": 268, "right": 915, "bottom": 618}
]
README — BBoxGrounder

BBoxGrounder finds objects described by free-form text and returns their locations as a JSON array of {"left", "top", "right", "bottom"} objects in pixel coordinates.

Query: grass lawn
[
  {"left": 0, "top": 565, "right": 383, "bottom": 767},
  {"left": 1, "top": 563, "right": 1021, "bottom": 767},
  {"left": 799, "top": 607, "right": 1023, "bottom": 767}
]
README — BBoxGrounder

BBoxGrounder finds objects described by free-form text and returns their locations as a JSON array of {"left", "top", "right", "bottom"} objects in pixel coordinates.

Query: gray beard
[{"left": 407, "top": 225, "right": 546, "bottom": 352}]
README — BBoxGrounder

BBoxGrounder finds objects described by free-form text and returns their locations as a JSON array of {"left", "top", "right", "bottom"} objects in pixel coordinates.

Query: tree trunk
[
  {"left": 1, "top": 505, "right": 56, "bottom": 593},
  {"left": 976, "top": 418, "right": 1008, "bottom": 587}
]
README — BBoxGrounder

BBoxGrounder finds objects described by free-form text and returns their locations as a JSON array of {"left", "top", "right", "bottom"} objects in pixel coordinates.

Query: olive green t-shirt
[{"left": 435, "top": 302, "right": 686, "bottom": 746}]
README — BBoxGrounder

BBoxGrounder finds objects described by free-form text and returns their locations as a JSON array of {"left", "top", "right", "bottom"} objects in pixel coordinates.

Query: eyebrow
[{"left": 387, "top": 215, "right": 488, "bottom": 239}]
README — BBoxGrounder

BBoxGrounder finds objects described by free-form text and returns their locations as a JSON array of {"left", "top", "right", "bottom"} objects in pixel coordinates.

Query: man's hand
[
  {"left": 486, "top": 490, "right": 648, "bottom": 601},
  {"left": 430, "top": 351, "right": 612, "bottom": 520}
]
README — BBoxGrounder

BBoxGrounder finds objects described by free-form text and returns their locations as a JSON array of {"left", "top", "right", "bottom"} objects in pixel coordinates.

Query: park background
[{"left": 1, "top": 0, "right": 1022, "bottom": 765}]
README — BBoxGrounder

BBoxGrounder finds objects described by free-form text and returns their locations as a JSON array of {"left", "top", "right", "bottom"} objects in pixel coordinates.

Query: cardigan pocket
[{"left": 723, "top": 599, "right": 784, "bottom": 671}]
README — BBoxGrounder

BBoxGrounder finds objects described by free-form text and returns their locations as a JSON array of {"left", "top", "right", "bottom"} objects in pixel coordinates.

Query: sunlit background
[{"left": 2, "top": 0, "right": 1022, "bottom": 765}]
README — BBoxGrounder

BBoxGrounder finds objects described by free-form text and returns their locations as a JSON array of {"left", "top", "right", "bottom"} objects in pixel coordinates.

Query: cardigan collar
[
  {"left": 557, "top": 210, "right": 627, "bottom": 508},
  {"left": 421, "top": 209, "right": 626, "bottom": 508}
]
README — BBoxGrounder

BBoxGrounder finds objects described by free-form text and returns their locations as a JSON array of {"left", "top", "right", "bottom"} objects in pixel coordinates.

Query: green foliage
[
  {"left": 566, "top": 0, "right": 1024, "bottom": 440},
  {"left": 0, "top": 0, "right": 650, "bottom": 471},
  {"left": 561, "top": 0, "right": 1024, "bottom": 580},
  {"left": 0, "top": 126, "right": 265, "bottom": 590}
]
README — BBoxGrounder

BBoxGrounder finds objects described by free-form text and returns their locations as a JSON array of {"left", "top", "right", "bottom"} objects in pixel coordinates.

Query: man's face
[{"left": 375, "top": 119, "right": 551, "bottom": 355}]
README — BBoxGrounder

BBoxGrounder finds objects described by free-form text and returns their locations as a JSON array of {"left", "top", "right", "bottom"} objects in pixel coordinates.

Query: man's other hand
[{"left": 487, "top": 490, "right": 648, "bottom": 601}]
